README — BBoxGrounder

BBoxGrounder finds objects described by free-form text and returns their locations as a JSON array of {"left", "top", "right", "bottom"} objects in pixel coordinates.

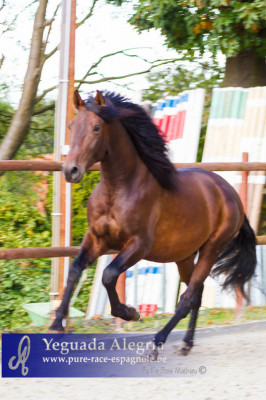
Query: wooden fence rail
[
  {"left": 0, "top": 247, "right": 116, "bottom": 260},
  {"left": 1, "top": 160, "right": 265, "bottom": 260},
  {"left": 1, "top": 160, "right": 266, "bottom": 172},
  {"left": 0, "top": 160, "right": 99, "bottom": 171},
  {"left": 0, "top": 239, "right": 265, "bottom": 260}
]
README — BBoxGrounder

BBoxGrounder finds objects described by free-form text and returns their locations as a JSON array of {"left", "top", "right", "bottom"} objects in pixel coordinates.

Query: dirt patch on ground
[{"left": 0, "top": 321, "right": 265, "bottom": 399}]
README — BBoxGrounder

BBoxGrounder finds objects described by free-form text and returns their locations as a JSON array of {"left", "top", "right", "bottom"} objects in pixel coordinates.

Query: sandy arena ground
[{"left": 0, "top": 320, "right": 265, "bottom": 400}]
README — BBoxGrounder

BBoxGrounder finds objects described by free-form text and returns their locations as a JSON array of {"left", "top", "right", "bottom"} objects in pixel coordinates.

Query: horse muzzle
[{"left": 62, "top": 163, "right": 84, "bottom": 183}]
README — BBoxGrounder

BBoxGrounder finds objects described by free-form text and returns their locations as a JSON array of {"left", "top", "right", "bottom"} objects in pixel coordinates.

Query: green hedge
[
  {"left": 0, "top": 171, "right": 100, "bottom": 330},
  {"left": 0, "top": 172, "right": 51, "bottom": 329}
]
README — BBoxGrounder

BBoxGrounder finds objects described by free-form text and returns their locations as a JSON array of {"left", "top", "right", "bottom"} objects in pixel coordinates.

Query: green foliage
[
  {"left": 128, "top": 0, "right": 266, "bottom": 58},
  {"left": 71, "top": 172, "right": 100, "bottom": 246},
  {"left": 0, "top": 99, "right": 54, "bottom": 159},
  {"left": 0, "top": 100, "right": 14, "bottom": 142},
  {"left": 0, "top": 95, "right": 54, "bottom": 329},
  {"left": 46, "top": 171, "right": 101, "bottom": 247},
  {"left": 45, "top": 171, "right": 101, "bottom": 316},
  {"left": 141, "top": 64, "right": 222, "bottom": 102},
  {"left": 0, "top": 94, "right": 100, "bottom": 328},
  {"left": 59, "top": 172, "right": 101, "bottom": 313},
  {"left": 0, "top": 169, "right": 101, "bottom": 330},
  {"left": 4, "top": 305, "right": 266, "bottom": 333},
  {"left": 69, "top": 172, "right": 100, "bottom": 314},
  {"left": 17, "top": 108, "right": 54, "bottom": 159},
  {"left": 258, "top": 190, "right": 266, "bottom": 236},
  {"left": 71, "top": 263, "right": 97, "bottom": 314},
  {"left": 0, "top": 172, "right": 51, "bottom": 330}
]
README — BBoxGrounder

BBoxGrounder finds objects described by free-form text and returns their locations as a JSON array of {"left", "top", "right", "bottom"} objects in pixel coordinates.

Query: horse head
[{"left": 62, "top": 90, "right": 107, "bottom": 183}]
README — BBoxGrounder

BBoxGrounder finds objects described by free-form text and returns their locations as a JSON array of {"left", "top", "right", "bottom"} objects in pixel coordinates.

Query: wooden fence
[{"left": 0, "top": 160, "right": 266, "bottom": 261}]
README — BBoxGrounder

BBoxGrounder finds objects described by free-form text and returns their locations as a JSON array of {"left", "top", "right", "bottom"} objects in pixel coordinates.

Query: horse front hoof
[
  {"left": 127, "top": 305, "right": 140, "bottom": 321},
  {"left": 112, "top": 304, "right": 140, "bottom": 321},
  {"left": 180, "top": 340, "right": 192, "bottom": 356}
]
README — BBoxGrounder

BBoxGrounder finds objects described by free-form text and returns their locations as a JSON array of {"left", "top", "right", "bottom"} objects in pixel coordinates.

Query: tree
[
  {"left": 0, "top": 99, "right": 54, "bottom": 158},
  {"left": 128, "top": 0, "right": 266, "bottom": 87},
  {"left": 141, "top": 63, "right": 222, "bottom": 102},
  {"left": 0, "top": 0, "right": 178, "bottom": 161},
  {"left": 0, "top": 0, "right": 54, "bottom": 160}
]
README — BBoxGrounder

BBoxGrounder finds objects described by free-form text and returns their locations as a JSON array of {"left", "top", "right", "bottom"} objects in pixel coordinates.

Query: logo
[{"left": 8, "top": 335, "right": 31, "bottom": 376}]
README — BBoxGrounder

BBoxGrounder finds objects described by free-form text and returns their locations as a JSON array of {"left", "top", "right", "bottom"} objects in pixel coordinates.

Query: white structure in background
[
  {"left": 202, "top": 87, "right": 266, "bottom": 307},
  {"left": 153, "top": 89, "right": 205, "bottom": 163}
]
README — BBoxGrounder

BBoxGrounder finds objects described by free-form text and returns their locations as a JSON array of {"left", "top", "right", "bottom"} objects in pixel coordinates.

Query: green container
[{"left": 23, "top": 302, "right": 85, "bottom": 327}]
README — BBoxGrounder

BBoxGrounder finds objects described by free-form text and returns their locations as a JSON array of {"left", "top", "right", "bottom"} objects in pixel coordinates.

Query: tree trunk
[
  {"left": 0, "top": 0, "right": 48, "bottom": 160},
  {"left": 221, "top": 49, "right": 266, "bottom": 88}
]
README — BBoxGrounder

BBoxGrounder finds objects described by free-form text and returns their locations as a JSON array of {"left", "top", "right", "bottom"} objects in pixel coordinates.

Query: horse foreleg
[
  {"left": 102, "top": 237, "right": 145, "bottom": 321},
  {"left": 49, "top": 231, "right": 104, "bottom": 332}
]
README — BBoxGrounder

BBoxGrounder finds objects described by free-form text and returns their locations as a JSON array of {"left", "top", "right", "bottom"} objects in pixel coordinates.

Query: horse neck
[{"left": 100, "top": 120, "right": 143, "bottom": 187}]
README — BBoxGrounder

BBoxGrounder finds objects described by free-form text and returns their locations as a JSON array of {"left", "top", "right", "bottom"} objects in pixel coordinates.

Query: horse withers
[{"left": 49, "top": 90, "right": 256, "bottom": 355}]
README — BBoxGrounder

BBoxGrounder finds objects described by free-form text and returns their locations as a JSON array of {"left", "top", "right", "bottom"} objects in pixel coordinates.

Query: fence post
[
  {"left": 236, "top": 152, "right": 249, "bottom": 318},
  {"left": 50, "top": 0, "right": 76, "bottom": 328}
]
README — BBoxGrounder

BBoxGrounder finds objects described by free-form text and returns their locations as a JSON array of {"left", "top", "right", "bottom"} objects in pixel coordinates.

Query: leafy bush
[
  {"left": 0, "top": 172, "right": 51, "bottom": 329},
  {"left": 53, "top": 171, "right": 100, "bottom": 315},
  {"left": 0, "top": 170, "right": 100, "bottom": 329},
  {"left": 72, "top": 171, "right": 100, "bottom": 245}
]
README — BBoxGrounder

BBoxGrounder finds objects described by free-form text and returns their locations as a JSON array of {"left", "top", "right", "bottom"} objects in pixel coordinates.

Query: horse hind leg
[
  {"left": 180, "top": 284, "right": 203, "bottom": 355},
  {"left": 178, "top": 221, "right": 241, "bottom": 353},
  {"left": 153, "top": 247, "right": 219, "bottom": 350},
  {"left": 176, "top": 255, "right": 203, "bottom": 355}
]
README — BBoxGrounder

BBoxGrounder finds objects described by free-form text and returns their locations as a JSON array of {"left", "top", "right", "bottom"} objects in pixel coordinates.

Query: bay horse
[{"left": 49, "top": 90, "right": 256, "bottom": 354}]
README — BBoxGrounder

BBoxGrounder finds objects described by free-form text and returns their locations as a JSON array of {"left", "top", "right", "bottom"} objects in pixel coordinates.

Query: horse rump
[{"left": 212, "top": 215, "right": 257, "bottom": 299}]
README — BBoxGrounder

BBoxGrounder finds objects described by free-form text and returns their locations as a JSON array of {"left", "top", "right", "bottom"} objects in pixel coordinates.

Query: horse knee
[
  {"left": 67, "top": 262, "right": 83, "bottom": 285},
  {"left": 73, "top": 249, "right": 92, "bottom": 270},
  {"left": 66, "top": 250, "right": 92, "bottom": 284},
  {"left": 102, "top": 266, "right": 118, "bottom": 289}
]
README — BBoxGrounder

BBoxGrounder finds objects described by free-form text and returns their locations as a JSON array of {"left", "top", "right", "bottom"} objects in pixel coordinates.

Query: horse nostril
[
  {"left": 63, "top": 163, "right": 83, "bottom": 182},
  {"left": 70, "top": 166, "right": 79, "bottom": 177}
]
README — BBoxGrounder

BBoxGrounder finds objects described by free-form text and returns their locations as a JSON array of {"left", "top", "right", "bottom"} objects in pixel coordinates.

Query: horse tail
[{"left": 212, "top": 215, "right": 257, "bottom": 299}]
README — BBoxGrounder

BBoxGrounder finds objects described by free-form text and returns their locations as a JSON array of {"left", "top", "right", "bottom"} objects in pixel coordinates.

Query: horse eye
[{"left": 93, "top": 125, "right": 100, "bottom": 132}]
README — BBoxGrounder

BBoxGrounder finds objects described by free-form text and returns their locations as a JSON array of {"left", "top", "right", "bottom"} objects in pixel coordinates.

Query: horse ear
[
  {"left": 94, "top": 90, "right": 106, "bottom": 106},
  {"left": 73, "top": 90, "right": 84, "bottom": 110}
]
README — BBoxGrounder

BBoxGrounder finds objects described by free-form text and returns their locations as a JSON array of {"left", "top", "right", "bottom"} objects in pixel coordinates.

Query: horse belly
[
  {"left": 146, "top": 208, "right": 211, "bottom": 263},
  {"left": 146, "top": 236, "right": 205, "bottom": 263}
]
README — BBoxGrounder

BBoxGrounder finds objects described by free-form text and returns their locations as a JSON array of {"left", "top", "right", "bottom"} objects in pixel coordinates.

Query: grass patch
[{"left": 1, "top": 305, "right": 265, "bottom": 334}]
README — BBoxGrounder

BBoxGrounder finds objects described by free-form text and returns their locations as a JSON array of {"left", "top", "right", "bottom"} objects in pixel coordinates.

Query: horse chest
[{"left": 92, "top": 214, "right": 123, "bottom": 242}]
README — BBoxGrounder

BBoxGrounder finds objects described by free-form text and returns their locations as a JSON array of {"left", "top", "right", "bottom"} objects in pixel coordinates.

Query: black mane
[{"left": 84, "top": 91, "right": 177, "bottom": 191}]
